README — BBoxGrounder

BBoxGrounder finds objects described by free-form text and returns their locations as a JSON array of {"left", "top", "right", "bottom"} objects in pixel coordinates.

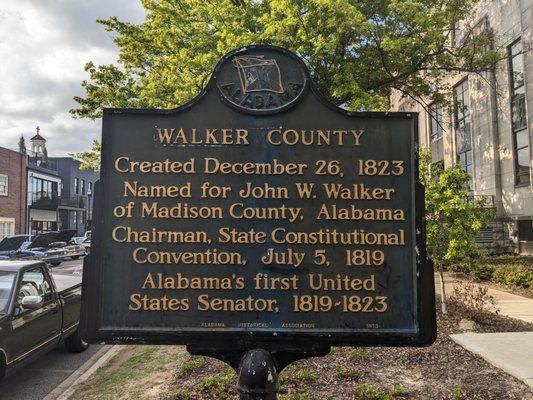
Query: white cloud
[{"left": 0, "top": 0, "right": 144, "bottom": 156}]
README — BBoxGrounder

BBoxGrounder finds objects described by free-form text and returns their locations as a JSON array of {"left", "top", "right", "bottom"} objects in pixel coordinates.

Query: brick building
[
  {"left": 0, "top": 146, "right": 27, "bottom": 239},
  {"left": 390, "top": 0, "right": 533, "bottom": 254}
]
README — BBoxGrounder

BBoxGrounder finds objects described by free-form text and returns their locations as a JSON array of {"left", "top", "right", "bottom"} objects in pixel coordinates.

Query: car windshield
[{"left": 0, "top": 271, "right": 17, "bottom": 314}]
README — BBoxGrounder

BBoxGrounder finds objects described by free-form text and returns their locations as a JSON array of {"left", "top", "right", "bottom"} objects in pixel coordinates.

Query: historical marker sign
[{"left": 81, "top": 45, "right": 436, "bottom": 353}]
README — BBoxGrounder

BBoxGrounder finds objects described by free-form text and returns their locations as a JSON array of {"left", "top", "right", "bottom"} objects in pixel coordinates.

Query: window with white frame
[
  {"left": 0, "top": 218, "right": 15, "bottom": 240},
  {"left": 0, "top": 175, "right": 8, "bottom": 196}
]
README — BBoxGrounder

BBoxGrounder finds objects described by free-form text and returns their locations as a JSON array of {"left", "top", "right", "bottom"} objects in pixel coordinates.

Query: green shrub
[
  {"left": 180, "top": 356, "right": 205, "bottom": 375},
  {"left": 449, "top": 261, "right": 474, "bottom": 275},
  {"left": 492, "top": 265, "right": 533, "bottom": 288},
  {"left": 450, "top": 255, "right": 533, "bottom": 289},
  {"left": 355, "top": 383, "right": 396, "bottom": 400},
  {"left": 469, "top": 263, "right": 495, "bottom": 281}
]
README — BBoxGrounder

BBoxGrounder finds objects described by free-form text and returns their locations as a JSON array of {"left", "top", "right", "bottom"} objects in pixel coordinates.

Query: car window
[
  {"left": 0, "top": 272, "right": 16, "bottom": 314},
  {"left": 18, "top": 268, "right": 53, "bottom": 305}
]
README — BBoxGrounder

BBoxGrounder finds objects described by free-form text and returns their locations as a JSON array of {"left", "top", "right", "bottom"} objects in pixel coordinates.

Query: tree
[
  {"left": 42, "top": 146, "right": 48, "bottom": 163},
  {"left": 18, "top": 135, "right": 26, "bottom": 154},
  {"left": 71, "top": 0, "right": 500, "bottom": 120},
  {"left": 71, "top": 140, "right": 101, "bottom": 172},
  {"left": 419, "top": 151, "right": 494, "bottom": 314}
]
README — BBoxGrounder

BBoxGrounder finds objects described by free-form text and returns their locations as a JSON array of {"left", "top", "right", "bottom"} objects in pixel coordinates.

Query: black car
[
  {"left": 0, "top": 236, "right": 29, "bottom": 261},
  {"left": 0, "top": 260, "right": 88, "bottom": 379}
]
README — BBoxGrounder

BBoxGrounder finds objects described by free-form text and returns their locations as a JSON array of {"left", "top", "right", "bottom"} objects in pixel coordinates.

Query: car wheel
[
  {"left": 71, "top": 256, "right": 80, "bottom": 260},
  {"left": 65, "top": 327, "right": 89, "bottom": 353},
  {"left": 51, "top": 262, "right": 61, "bottom": 267}
]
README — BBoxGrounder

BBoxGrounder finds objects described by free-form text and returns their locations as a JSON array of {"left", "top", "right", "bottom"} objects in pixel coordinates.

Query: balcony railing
[{"left": 30, "top": 191, "right": 59, "bottom": 210}]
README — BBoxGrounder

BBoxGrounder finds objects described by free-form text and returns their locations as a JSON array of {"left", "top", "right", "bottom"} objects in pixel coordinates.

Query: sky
[{"left": 0, "top": 0, "right": 144, "bottom": 156}]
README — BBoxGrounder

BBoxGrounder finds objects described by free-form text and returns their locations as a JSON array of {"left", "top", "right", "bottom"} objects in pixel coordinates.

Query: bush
[
  {"left": 492, "top": 265, "right": 533, "bottom": 288},
  {"left": 450, "top": 256, "right": 533, "bottom": 289},
  {"left": 469, "top": 263, "right": 495, "bottom": 281},
  {"left": 449, "top": 281, "right": 498, "bottom": 314}
]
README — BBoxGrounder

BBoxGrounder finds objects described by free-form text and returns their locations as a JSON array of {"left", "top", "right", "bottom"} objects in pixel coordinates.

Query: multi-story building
[
  {"left": 26, "top": 129, "right": 62, "bottom": 236},
  {"left": 0, "top": 146, "right": 27, "bottom": 239},
  {"left": 52, "top": 157, "right": 99, "bottom": 235},
  {"left": 390, "top": 0, "right": 533, "bottom": 254}
]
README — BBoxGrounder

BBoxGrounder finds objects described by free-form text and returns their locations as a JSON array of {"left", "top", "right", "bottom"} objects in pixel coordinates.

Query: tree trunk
[{"left": 439, "top": 265, "right": 447, "bottom": 314}]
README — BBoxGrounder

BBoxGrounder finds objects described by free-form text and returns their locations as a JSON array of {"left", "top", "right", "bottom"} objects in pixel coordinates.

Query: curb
[{"left": 43, "top": 345, "right": 123, "bottom": 400}]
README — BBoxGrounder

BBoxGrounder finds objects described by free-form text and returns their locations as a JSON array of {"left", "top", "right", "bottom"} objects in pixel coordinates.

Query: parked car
[
  {"left": 0, "top": 260, "right": 89, "bottom": 379},
  {"left": 11, "top": 231, "right": 88, "bottom": 266},
  {"left": 12, "top": 232, "right": 70, "bottom": 266},
  {"left": 81, "top": 237, "right": 91, "bottom": 255},
  {"left": 71, "top": 237, "right": 84, "bottom": 245},
  {"left": 49, "top": 231, "right": 87, "bottom": 260},
  {"left": 72, "top": 231, "right": 91, "bottom": 245},
  {"left": 0, "top": 235, "right": 29, "bottom": 260}
]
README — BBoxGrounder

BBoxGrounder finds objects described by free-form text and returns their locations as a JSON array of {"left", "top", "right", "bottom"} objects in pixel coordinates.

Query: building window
[
  {"left": 30, "top": 220, "right": 57, "bottom": 236},
  {"left": 429, "top": 103, "right": 443, "bottom": 141},
  {"left": 0, "top": 218, "right": 15, "bottom": 240},
  {"left": 89, "top": 181, "right": 93, "bottom": 195},
  {"left": 0, "top": 175, "right": 8, "bottom": 196},
  {"left": 518, "top": 220, "right": 533, "bottom": 241},
  {"left": 509, "top": 39, "right": 530, "bottom": 186},
  {"left": 454, "top": 80, "right": 473, "bottom": 188},
  {"left": 31, "top": 177, "right": 58, "bottom": 203},
  {"left": 81, "top": 179, "right": 85, "bottom": 195},
  {"left": 428, "top": 103, "right": 444, "bottom": 163},
  {"left": 74, "top": 178, "right": 79, "bottom": 194},
  {"left": 452, "top": 21, "right": 464, "bottom": 47}
]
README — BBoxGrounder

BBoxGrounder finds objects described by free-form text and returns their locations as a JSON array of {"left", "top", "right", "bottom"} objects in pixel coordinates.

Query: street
[
  {"left": 0, "top": 343, "right": 103, "bottom": 400},
  {"left": 0, "top": 258, "right": 102, "bottom": 400}
]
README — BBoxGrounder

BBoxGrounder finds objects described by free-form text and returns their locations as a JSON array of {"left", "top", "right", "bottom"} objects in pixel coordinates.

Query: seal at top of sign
[{"left": 216, "top": 46, "right": 309, "bottom": 115}]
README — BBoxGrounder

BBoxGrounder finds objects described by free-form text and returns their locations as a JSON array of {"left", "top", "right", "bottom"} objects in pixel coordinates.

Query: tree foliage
[
  {"left": 18, "top": 136, "right": 26, "bottom": 155},
  {"left": 71, "top": 0, "right": 500, "bottom": 119},
  {"left": 419, "top": 150, "right": 494, "bottom": 313},
  {"left": 419, "top": 151, "right": 493, "bottom": 269},
  {"left": 71, "top": 140, "right": 102, "bottom": 172}
]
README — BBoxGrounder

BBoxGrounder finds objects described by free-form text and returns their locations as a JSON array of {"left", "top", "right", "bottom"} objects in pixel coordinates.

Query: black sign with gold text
[{"left": 81, "top": 45, "right": 436, "bottom": 351}]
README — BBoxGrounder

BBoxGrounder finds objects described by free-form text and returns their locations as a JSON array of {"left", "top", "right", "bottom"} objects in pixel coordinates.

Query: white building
[{"left": 390, "top": 0, "right": 533, "bottom": 254}]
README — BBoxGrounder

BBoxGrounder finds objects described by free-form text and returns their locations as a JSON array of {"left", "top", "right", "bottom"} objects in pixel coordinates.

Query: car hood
[
  {"left": 27, "top": 230, "right": 77, "bottom": 250},
  {"left": 0, "top": 236, "right": 27, "bottom": 252},
  {"left": 54, "top": 230, "right": 77, "bottom": 244}
]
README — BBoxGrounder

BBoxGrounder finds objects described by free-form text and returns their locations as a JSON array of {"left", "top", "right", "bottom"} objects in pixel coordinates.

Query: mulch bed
[{"left": 166, "top": 301, "right": 533, "bottom": 400}]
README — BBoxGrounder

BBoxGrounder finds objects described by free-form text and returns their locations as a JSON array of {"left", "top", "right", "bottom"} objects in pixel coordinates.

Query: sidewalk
[
  {"left": 451, "top": 332, "right": 533, "bottom": 388},
  {"left": 435, "top": 273, "right": 533, "bottom": 323},
  {"left": 436, "top": 273, "right": 533, "bottom": 389}
]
